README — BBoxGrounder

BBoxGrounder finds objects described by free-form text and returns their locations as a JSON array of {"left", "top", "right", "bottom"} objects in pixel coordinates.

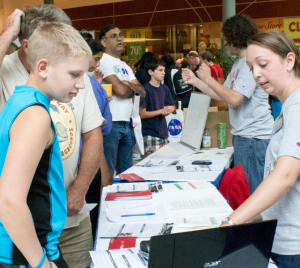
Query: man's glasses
[{"left": 106, "top": 32, "right": 125, "bottom": 40}]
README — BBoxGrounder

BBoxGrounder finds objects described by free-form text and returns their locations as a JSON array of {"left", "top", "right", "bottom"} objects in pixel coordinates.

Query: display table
[{"left": 115, "top": 142, "right": 234, "bottom": 182}]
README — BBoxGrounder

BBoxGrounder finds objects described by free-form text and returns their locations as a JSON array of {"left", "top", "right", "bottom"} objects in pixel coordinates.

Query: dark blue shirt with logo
[{"left": 140, "top": 82, "right": 174, "bottom": 138}]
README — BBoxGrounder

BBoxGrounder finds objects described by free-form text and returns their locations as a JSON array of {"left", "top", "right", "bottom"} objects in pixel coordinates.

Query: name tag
[{"left": 272, "top": 112, "right": 283, "bottom": 136}]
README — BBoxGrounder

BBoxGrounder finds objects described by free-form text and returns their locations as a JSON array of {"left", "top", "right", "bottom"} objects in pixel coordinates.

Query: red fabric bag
[{"left": 219, "top": 165, "right": 250, "bottom": 210}]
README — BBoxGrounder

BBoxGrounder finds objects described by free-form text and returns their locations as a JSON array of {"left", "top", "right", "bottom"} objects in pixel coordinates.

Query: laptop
[{"left": 147, "top": 220, "right": 277, "bottom": 268}]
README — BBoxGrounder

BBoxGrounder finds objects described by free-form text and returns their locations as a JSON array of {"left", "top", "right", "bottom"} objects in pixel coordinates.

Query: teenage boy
[
  {"left": 99, "top": 24, "right": 145, "bottom": 175},
  {"left": 140, "top": 58, "right": 175, "bottom": 156},
  {"left": 0, "top": 6, "right": 104, "bottom": 268},
  {"left": 182, "top": 14, "right": 274, "bottom": 194},
  {"left": 0, "top": 21, "right": 92, "bottom": 268}
]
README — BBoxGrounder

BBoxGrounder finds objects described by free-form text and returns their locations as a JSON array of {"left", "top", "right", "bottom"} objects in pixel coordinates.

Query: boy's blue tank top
[{"left": 0, "top": 86, "right": 67, "bottom": 265}]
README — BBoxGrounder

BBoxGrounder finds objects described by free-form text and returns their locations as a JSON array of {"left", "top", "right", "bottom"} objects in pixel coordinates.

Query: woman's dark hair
[
  {"left": 79, "top": 31, "right": 104, "bottom": 55},
  {"left": 222, "top": 14, "right": 258, "bottom": 48},
  {"left": 135, "top": 52, "right": 155, "bottom": 69},
  {"left": 161, "top": 54, "right": 175, "bottom": 70},
  {"left": 248, "top": 30, "right": 300, "bottom": 78}
]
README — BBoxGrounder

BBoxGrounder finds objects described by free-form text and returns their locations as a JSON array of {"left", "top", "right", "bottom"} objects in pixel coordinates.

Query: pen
[
  {"left": 207, "top": 165, "right": 211, "bottom": 171},
  {"left": 121, "top": 213, "right": 155, "bottom": 217},
  {"left": 158, "top": 161, "right": 163, "bottom": 164}
]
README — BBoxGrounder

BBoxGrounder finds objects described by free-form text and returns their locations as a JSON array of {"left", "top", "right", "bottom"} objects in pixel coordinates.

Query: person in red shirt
[{"left": 200, "top": 51, "right": 224, "bottom": 84}]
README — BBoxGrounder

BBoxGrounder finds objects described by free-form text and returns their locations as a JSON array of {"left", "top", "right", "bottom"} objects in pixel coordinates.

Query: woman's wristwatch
[{"left": 220, "top": 217, "right": 236, "bottom": 226}]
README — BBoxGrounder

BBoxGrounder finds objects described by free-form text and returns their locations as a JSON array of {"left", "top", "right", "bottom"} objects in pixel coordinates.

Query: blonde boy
[{"left": 0, "top": 22, "right": 91, "bottom": 268}]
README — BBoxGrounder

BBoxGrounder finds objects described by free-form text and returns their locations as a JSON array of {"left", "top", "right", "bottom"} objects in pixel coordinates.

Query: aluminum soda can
[{"left": 218, "top": 122, "right": 227, "bottom": 149}]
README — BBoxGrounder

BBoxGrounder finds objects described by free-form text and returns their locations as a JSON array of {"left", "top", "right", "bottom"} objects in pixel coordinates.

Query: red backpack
[{"left": 219, "top": 165, "right": 250, "bottom": 210}]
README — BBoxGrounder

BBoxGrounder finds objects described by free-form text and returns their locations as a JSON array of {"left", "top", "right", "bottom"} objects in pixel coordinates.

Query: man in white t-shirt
[
  {"left": 0, "top": 6, "right": 104, "bottom": 268},
  {"left": 99, "top": 25, "right": 145, "bottom": 176},
  {"left": 182, "top": 14, "right": 274, "bottom": 194}
]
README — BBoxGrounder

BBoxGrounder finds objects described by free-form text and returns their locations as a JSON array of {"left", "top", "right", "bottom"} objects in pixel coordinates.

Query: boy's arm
[
  {"left": 140, "top": 106, "right": 171, "bottom": 119},
  {"left": 0, "top": 106, "right": 53, "bottom": 268}
]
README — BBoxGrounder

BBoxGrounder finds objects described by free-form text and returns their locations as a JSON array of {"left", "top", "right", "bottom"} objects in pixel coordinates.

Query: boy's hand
[
  {"left": 93, "top": 69, "right": 104, "bottom": 84},
  {"left": 3, "top": 9, "right": 24, "bottom": 42},
  {"left": 182, "top": 69, "right": 197, "bottom": 86},
  {"left": 66, "top": 185, "right": 85, "bottom": 217},
  {"left": 196, "top": 63, "right": 212, "bottom": 83},
  {"left": 165, "top": 106, "right": 175, "bottom": 113}
]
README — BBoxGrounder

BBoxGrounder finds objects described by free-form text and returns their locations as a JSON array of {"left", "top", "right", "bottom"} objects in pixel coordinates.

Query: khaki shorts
[{"left": 59, "top": 216, "right": 93, "bottom": 268}]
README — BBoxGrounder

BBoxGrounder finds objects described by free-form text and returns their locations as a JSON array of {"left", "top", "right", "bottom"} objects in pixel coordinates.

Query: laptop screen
[{"left": 148, "top": 220, "right": 277, "bottom": 268}]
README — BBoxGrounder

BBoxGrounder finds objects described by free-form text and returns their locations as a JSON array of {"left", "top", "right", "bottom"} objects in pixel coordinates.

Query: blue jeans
[
  {"left": 271, "top": 253, "right": 300, "bottom": 268},
  {"left": 232, "top": 135, "right": 270, "bottom": 194},
  {"left": 103, "top": 121, "right": 133, "bottom": 176}
]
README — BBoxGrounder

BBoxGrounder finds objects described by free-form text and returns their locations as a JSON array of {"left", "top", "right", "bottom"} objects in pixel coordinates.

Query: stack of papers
[
  {"left": 99, "top": 223, "right": 174, "bottom": 238},
  {"left": 90, "top": 249, "right": 147, "bottom": 268},
  {"left": 105, "top": 191, "right": 152, "bottom": 201},
  {"left": 106, "top": 203, "right": 169, "bottom": 222},
  {"left": 166, "top": 195, "right": 228, "bottom": 210},
  {"left": 176, "top": 165, "right": 220, "bottom": 172},
  {"left": 107, "top": 182, "right": 163, "bottom": 193},
  {"left": 174, "top": 208, "right": 232, "bottom": 228},
  {"left": 162, "top": 181, "right": 215, "bottom": 192}
]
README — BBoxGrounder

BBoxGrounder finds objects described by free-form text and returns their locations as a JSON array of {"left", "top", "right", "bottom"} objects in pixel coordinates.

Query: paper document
[
  {"left": 107, "top": 200, "right": 153, "bottom": 210},
  {"left": 79, "top": 203, "right": 97, "bottom": 213},
  {"left": 176, "top": 165, "right": 220, "bottom": 172},
  {"left": 175, "top": 209, "right": 232, "bottom": 228},
  {"left": 150, "top": 153, "right": 181, "bottom": 159},
  {"left": 90, "top": 248, "right": 147, "bottom": 268},
  {"left": 106, "top": 204, "right": 169, "bottom": 222},
  {"left": 166, "top": 195, "right": 228, "bottom": 210},
  {"left": 163, "top": 181, "right": 215, "bottom": 192},
  {"left": 99, "top": 223, "right": 174, "bottom": 238},
  {"left": 146, "top": 167, "right": 167, "bottom": 174},
  {"left": 107, "top": 182, "right": 163, "bottom": 193},
  {"left": 189, "top": 152, "right": 228, "bottom": 160}
]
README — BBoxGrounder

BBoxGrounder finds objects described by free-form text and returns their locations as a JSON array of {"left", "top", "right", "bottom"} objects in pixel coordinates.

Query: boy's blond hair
[{"left": 27, "top": 21, "right": 92, "bottom": 70}]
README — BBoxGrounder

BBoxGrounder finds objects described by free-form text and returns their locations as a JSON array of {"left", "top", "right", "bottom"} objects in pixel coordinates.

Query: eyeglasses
[{"left": 105, "top": 32, "right": 125, "bottom": 40}]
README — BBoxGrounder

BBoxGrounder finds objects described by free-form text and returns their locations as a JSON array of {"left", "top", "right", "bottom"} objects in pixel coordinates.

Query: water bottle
[{"left": 202, "top": 128, "right": 211, "bottom": 150}]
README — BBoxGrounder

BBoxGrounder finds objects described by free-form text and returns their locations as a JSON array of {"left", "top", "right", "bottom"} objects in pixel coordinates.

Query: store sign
[
  {"left": 126, "top": 28, "right": 145, "bottom": 39},
  {"left": 284, "top": 18, "right": 300, "bottom": 48},
  {"left": 127, "top": 42, "right": 146, "bottom": 60}
]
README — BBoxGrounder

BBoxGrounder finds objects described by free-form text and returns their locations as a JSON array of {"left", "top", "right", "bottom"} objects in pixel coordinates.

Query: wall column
[{"left": 222, "top": 0, "right": 235, "bottom": 56}]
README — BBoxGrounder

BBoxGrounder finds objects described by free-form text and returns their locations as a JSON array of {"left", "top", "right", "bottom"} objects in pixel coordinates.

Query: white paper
[
  {"left": 150, "top": 153, "right": 181, "bottom": 159},
  {"left": 106, "top": 200, "right": 153, "bottom": 210},
  {"left": 166, "top": 195, "right": 228, "bottom": 210},
  {"left": 175, "top": 209, "right": 233, "bottom": 228},
  {"left": 162, "top": 181, "right": 215, "bottom": 192},
  {"left": 79, "top": 203, "right": 97, "bottom": 213},
  {"left": 176, "top": 165, "right": 219, "bottom": 172},
  {"left": 122, "top": 167, "right": 145, "bottom": 174},
  {"left": 90, "top": 248, "right": 147, "bottom": 268},
  {"left": 107, "top": 182, "right": 163, "bottom": 193},
  {"left": 106, "top": 204, "right": 169, "bottom": 222},
  {"left": 98, "top": 223, "right": 174, "bottom": 237},
  {"left": 146, "top": 167, "right": 167, "bottom": 174},
  {"left": 189, "top": 152, "right": 229, "bottom": 160}
]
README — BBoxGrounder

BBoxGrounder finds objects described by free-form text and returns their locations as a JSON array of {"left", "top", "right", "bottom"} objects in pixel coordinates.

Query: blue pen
[{"left": 121, "top": 213, "right": 155, "bottom": 217}]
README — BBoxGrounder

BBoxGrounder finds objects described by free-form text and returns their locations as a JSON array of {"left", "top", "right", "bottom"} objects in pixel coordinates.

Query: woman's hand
[
  {"left": 182, "top": 69, "right": 197, "bottom": 86},
  {"left": 196, "top": 63, "right": 212, "bottom": 83}
]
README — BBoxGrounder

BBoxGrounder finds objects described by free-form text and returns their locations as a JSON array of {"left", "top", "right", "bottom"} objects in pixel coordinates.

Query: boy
[
  {"left": 140, "top": 58, "right": 175, "bottom": 156},
  {"left": 0, "top": 21, "right": 92, "bottom": 268}
]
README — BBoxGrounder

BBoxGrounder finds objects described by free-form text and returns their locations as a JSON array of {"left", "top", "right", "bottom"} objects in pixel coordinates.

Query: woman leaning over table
[{"left": 220, "top": 30, "right": 300, "bottom": 268}]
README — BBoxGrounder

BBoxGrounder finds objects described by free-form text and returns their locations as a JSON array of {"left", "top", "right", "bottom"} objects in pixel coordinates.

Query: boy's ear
[
  {"left": 36, "top": 59, "right": 49, "bottom": 79},
  {"left": 148, "top": 69, "right": 153, "bottom": 76},
  {"left": 21, "top": 39, "right": 28, "bottom": 54}
]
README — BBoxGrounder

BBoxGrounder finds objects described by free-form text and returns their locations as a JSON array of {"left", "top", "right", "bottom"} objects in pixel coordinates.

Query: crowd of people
[{"left": 0, "top": 4, "right": 299, "bottom": 268}]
